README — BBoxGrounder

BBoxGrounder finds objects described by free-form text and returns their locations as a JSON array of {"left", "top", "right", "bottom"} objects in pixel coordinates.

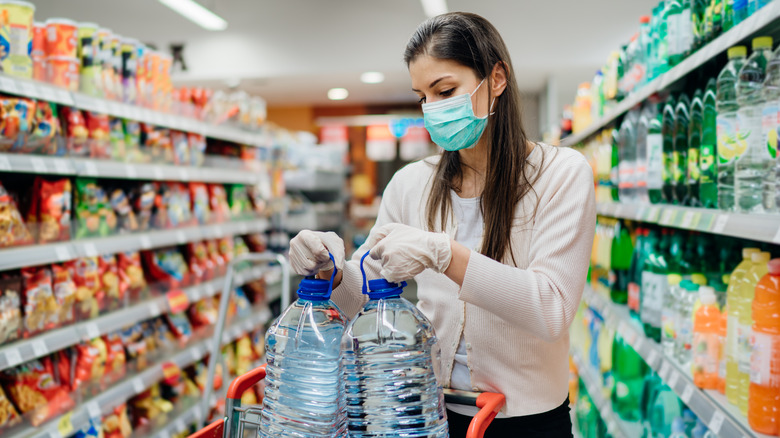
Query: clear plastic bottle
[
  {"left": 717, "top": 46, "right": 748, "bottom": 211},
  {"left": 342, "top": 253, "right": 448, "bottom": 437},
  {"left": 637, "top": 103, "right": 656, "bottom": 203},
  {"left": 675, "top": 280, "right": 700, "bottom": 367},
  {"left": 648, "top": 102, "right": 665, "bottom": 204},
  {"left": 736, "top": 37, "right": 774, "bottom": 212},
  {"left": 669, "top": 417, "right": 688, "bottom": 438},
  {"left": 701, "top": 78, "right": 719, "bottom": 208},
  {"left": 688, "top": 89, "right": 705, "bottom": 206},
  {"left": 674, "top": 94, "right": 692, "bottom": 204},
  {"left": 618, "top": 108, "right": 640, "bottom": 202},
  {"left": 733, "top": 0, "right": 749, "bottom": 24},
  {"left": 761, "top": 42, "right": 780, "bottom": 212},
  {"left": 259, "top": 268, "right": 348, "bottom": 438},
  {"left": 663, "top": 96, "right": 678, "bottom": 203},
  {"left": 662, "top": 274, "right": 684, "bottom": 356},
  {"left": 692, "top": 286, "right": 721, "bottom": 389}
]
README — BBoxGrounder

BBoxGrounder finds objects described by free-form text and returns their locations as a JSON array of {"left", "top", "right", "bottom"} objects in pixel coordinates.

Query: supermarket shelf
[
  {"left": 0, "top": 75, "right": 267, "bottom": 148},
  {"left": 6, "top": 306, "right": 271, "bottom": 438},
  {"left": 570, "top": 349, "right": 643, "bottom": 438},
  {"left": 285, "top": 209, "right": 343, "bottom": 233},
  {"left": 596, "top": 202, "right": 780, "bottom": 245},
  {"left": 0, "top": 218, "right": 269, "bottom": 272},
  {"left": 284, "top": 169, "right": 344, "bottom": 192},
  {"left": 560, "top": 2, "right": 780, "bottom": 148},
  {"left": 0, "top": 153, "right": 264, "bottom": 185},
  {"left": 149, "top": 399, "right": 205, "bottom": 438},
  {"left": 582, "top": 286, "right": 772, "bottom": 438},
  {"left": 0, "top": 264, "right": 272, "bottom": 372}
]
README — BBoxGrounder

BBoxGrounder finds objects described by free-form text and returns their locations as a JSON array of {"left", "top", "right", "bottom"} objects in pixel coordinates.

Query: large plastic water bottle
[
  {"left": 342, "top": 252, "right": 448, "bottom": 437},
  {"left": 618, "top": 108, "right": 640, "bottom": 202},
  {"left": 259, "top": 257, "right": 348, "bottom": 438},
  {"left": 762, "top": 42, "right": 780, "bottom": 212},
  {"left": 736, "top": 37, "right": 774, "bottom": 212},
  {"left": 717, "top": 46, "right": 748, "bottom": 211}
]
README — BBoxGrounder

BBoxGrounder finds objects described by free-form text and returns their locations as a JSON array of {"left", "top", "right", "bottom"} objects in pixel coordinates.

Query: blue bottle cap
[
  {"left": 296, "top": 252, "right": 337, "bottom": 301},
  {"left": 733, "top": 0, "right": 747, "bottom": 9},
  {"left": 360, "top": 251, "right": 407, "bottom": 299}
]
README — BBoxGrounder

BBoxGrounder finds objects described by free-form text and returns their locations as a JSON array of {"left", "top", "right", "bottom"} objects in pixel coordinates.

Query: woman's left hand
[{"left": 365, "top": 223, "right": 453, "bottom": 283}]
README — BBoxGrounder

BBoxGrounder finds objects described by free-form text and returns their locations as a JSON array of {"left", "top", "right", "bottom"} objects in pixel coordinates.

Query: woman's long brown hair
[{"left": 404, "top": 12, "right": 544, "bottom": 263}]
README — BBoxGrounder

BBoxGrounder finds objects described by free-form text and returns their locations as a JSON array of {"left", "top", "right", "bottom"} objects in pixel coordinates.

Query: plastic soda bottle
[
  {"left": 662, "top": 274, "right": 684, "bottom": 356},
  {"left": 736, "top": 36, "right": 774, "bottom": 212},
  {"left": 663, "top": 96, "right": 678, "bottom": 203},
  {"left": 619, "top": 110, "right": 640, "bottom": 202},
  {"left": 747, "top": 258, "right": 780, "bottom": 434},
  {"left": 342, "top": 253, "right": 448, "bottom": 437},
  {"left": 733, "top": 0, "right": 749, "bottom": 24},
  {"left": 259, "top": 261, "right": 348, "bottom": 438},
  {"left": 612, "top": 333, "right": 647, "bottom": 421},
  {"left": 692, "top": 286, "right": 721, "bottom": 389},
  {"left": 628, "top": 227, "right": 649, "bottom": 315},
  {"left": 675, "top": 94, "right": 692, "bottom": 204},
  {"left": 761, "top": 42, "right": 780, "bottom": 212},
  {"left": 718, "top": 305, "right": 728, "bottom": 394},
  {"left": 701, "top": 78, "right": 719, "bottom": 208},
  {"left": 676, "top": 280, "right": 701, "bottom": 367},
  {"left": 726, "top": 247, "right": 761, "bottom": 403},
  {"left": 717, "top": 46, "right": 748, "bottom": 211},
  {"left": 641, "top": 229, "right": 669, "bottom": 341},
  {"left": 648, "top": 102, "right": 665, "bottom": 203},
  {"left": 689, "top": 89, "right": 705, "bottom": 206},
  {"left": 737, "top": 251, "right": 772, "bottom": 415},
  {"left": 610, "top": 221, "right": 634, "bottom": 304}
]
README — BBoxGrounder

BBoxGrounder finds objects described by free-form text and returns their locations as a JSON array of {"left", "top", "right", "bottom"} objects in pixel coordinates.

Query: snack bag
[
  {"left": 0, "top": 385, "right": 21, "bottom": 430},
  {"left": 2, "top": 357, "right": 74, "bottom": 426},
  {"left": 142, "top": 248, "right": 190, "bottom": 290},
  {"left": 20, "top": 267, "right": 57, "bottom": 337},
  {"left": 119, "top": 323, "right": 148, "bottom": 372},
  {"left": 98, "top": 254, "right": 122, "bottom": 311},
  {"left": 165, "top": 312, "right": 192, "bottom": 343},
  {"left": 61, "top": 106, "right": 89, "bottom": 156},
  {"left": 117, "top": 251, "right": 146, "bottom": 300},
  {"left": 51, "top": 263, "right": 77, "bottom": 326},
  {"left": 123, "top": 119, "right": 145, "bottom": 163},
  {"left": 206, "top": 240, "right": 225, "bottom": 277},
  {"left": 73, "top": 418, "right": 101, "bottom": 438},
  {"left": 109, "top": 188, "right": 138, "bottom": 233},
  {"left": 230, "top": 287, "right": 252, "bottom": 319},
  {"left": 108, "top": 117, "right": 126, "bottom": 160},
  {"left": 208, "top": 184, "right": 230, "bottom": 223},
  {"left": 152, "top": 182, "right": 170, "bottom": 229},
  {"left": 103, "top": 332, "right": 126, "bottom": 386},
  {"left": 171, "top": 130, "right": 190, "bottom": 165},
  {"left": 188, "top": 296, "right": 218, "bottom": 329},
  {"left": 131, "top": 183, "right": 155, "bottom": 231},
  {"left": 0, "top": 274, "right": 22, "bottom": 344},
  {"left": 72, "top": 257, "right": 101, "bottom": 319},
  {"left": 188, "top": 133, "right": 206, "bottom": 167},
  {"left": 235, "top": 335, "right": 255, "bottom": 376},
  {"left": 74, "top": 338, "right": 107, "bottom": 394},
  {"left": 0, "top": 182, "right": 33, "bottom": 247},
  {"left": 244, "top": 233, "right": 267, "bottom": 253},
  {"left": 218, "top": 237, "right": 235, "bottom": 264},
  {"left": 189, "top": 182, "right": 210, "bottom": 225},
  {"left": 103, "top": 403, "right": 132, "bottom": 438},
  {"left": 84, "top": 111, "right": 111, "bottom": 159},
  {"left": 28, "top": 101, "right": 62, "bottom": 155},
  {"left": 167, "top": 183, "right": 193, "bottom": 228},
  {"left": 28, "top": 177, "right": 72, "bottom": 243},
  {"left": 186, "top": 241, "right": 212, "bottom": 283},
  {"left": 7, "top": 98, "right": 35, "bottom": 152},
  {"left": 75, "top": 179, "right": 117, "bottom": 238},
  {"left": 227, "top": 184, "right": 251, "bottom": 219}
]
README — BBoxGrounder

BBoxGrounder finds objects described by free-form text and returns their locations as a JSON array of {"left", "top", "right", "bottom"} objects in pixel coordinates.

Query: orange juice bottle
[
  {"left": 718, "top": 305, "right": 728, "bottom": 394},
  {"left": 748, "top": 258, "right": 780, "bottom": 435},
  {"left": 692, "top": 286, "right": 721, "bottom": 389}
]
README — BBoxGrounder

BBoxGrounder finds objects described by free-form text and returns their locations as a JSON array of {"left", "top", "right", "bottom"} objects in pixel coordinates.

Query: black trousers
[{"left": 446, "top": 397, "right": 573, "bottom": 438}]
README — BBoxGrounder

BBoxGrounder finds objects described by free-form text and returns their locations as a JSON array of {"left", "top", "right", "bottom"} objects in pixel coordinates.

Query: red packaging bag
[
  {"left": 51, "top": 263, "right": 77, "bottom": 326},
  {"left": 20, "top": 267, "right": 57, "bottom": 337}
]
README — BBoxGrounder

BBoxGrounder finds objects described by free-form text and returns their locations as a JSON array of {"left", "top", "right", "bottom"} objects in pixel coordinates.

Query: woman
[{"left": 289, "top": 12, "right": 595, "bottom": 437}]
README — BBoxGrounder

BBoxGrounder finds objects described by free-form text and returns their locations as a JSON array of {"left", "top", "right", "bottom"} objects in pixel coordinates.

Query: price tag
[
  {"left": 175, "top": 419, "right": 186, "bottom": 432},
  {"left": 133, "top": 378, "right": 146, "bottom": 394},
  {"left": 0, "top": 155, "right": 11, "bottom": 171},
  {"left": 140, "top": 234, "right": 152, "bottom": 250},
  {"left": 681, "top": 384, "right": 695, "bottom": 403},
  {"left": 93, "top": 99, "right": 109, "bottom": 114},
  {"left": 647, "top": 207, "right": 661, "bottom": 222},
  {"left": 176, "top": 230, "right": 187, "bottom": 244},
  {"left": 659, "top": 361, "right": 671, "bottom": 380},
  {"left": 772, "top": 225, "right": 780, "bottom": 244},
  {"left": 177, "top": 168, "right": 189, "bottom": 181},
  {"left": 0, "top": 76, "right": 18, "bottom": 94},
  {"left": 190, "top": 345, "right": 202, "bottom": 362},
  {"left": 39, "top": 85, "right": 58, "bottom": 102},
  {"left": 153, "top": 166, "right": 164, "bottom": 180},
  {"left": 19, "top": 81, "right": 38, "bottom": 97},
  {"left": 82, "top": 242, "right": 98, "bottom": 257},
  {"left": 660, "top": 209, "right": 676, "bottom": 225},
  {"left": 148, "top": 301, "right": 161, "bottom": 316},
  {"left": 158, "top": 430, "right": 171, "bottom": 438},
  {"left": 239, "top": 222, "right": 249, "bottom": 234},
  {"left": 4, "top": 348, "right": 22, "bottom": 367},
  {"left": 680, "top": 211, "right": 696, "bottom": 229},
  {"left": 215, "top": 225, "right": 224, "bottom": 237},
  {"left": 86, "top": 401, "right": 101, "bottom": 419},
  {"left": 668, "top": 370, "right": 680, "bottom": 389},
  {"left": 125, "top": 164, "right": 138, "bottom": 178},
  {"left": 708, "top": 411, "right": 725, "bottom": 434},
  {"left": 57, "top": 412, "right": 74, "bottom": 437},
  {"left": 53, "top": 159, "right": 72, "bottom": 174},
  {"left": 646, "top": 349, "right": 659, "bottom": 367},
  {"left": 56, "top": 88, "right": 73, "bottom": 105},
  {"left": 633, "top": 336, "right": 644, "bottom": 352},
  {"left": 85, "top": 323, "right": 100, "bottom": 340},
  {"left": 193, "top": 405, "right": 203, "bottom": 421},
  {"left": 31, "top": 339, "right": 48, "bottom": 357},
  {"left": 55, "top": 245, "right": 72, "bottom": 261},
  {"left": 83, "top": 160, "right": 98, "bottom": 176},
  {"left": 614, "top": 204, "right": 624, "bottom": 217},
  {"left": 30, "top": 157, "right": 47, "bottom": 173},
  {"left": 189, "top": 285, "right": 202, "bottom": 301},
  {"left": 712, "top": 214, "right": 729, "bottom": 233}
]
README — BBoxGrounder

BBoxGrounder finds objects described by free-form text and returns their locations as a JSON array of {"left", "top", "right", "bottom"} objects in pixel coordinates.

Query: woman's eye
[
  {"left": 418, "top": 96, "right": 426, "bottom": 104},
  {"left": 440, "top": 88, "right": 455, "bottom": 97}
]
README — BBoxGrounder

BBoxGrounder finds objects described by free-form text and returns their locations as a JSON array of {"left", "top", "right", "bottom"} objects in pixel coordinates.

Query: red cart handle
[
  {"left": 468, "top": 392, "right": 506, "bottom": 438},
  {"left": 227, "top": 364, "right": 267, "bottom": 400}
]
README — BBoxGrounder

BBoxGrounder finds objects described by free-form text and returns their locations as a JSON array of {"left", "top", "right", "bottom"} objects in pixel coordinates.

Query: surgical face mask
[{"left": 421, "top": 79, "right": 495, "bottom": 152}]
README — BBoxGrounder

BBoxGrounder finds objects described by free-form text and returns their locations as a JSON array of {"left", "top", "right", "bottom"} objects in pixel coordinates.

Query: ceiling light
[
  {"left": 328, "top": 88, "right": 349, "bottom": 101},
  {"left": 360, "top": 72, "right": 385, "bottom": 84},
  {"left": 421, "top": 0, "right": 448, "bottom": 18},
  {"left": 159, "top": 0, "right": 228, "bottom": 31}
]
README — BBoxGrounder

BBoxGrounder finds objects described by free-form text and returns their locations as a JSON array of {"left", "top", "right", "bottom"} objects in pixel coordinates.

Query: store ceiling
[{"left": 33, "top": 0, "right": 657, "bottom": 111}]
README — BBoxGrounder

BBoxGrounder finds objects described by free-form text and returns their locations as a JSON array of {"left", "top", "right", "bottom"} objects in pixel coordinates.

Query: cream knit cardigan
[{"left": 332, "top": 142, "right": 596, "bottom": 417}]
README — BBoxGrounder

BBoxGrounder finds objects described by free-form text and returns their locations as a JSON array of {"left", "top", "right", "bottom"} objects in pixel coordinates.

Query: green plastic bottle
[
  {"left": 693, "top": 0, "right": 708, "bottom": 50},
  {"left": 641, "top": 228, "right": 668, "bottom": 341},
  {"left": 663, "top": 96, "right": 678, "bottom": 203},
  {"left": 700, "top": 78, "right": 719, "bottom": 208},
  {"left": 648, "top": 102, "right": 665, "bottom": 203},
  {"left": 628, "top": 227, "right": 648, "bottom": 315},
  {"left": 610, "top": 220, "right": 634, "bottom": 304},
  {"left": 611, "top": 332, "right": 648, "bottom": 421},
  {"left": 723, "top": 0, "right": 735, "bottom": 31},
  {"left": 688, "top": 89, "right": 704, "bottom": 206},
  {"left": 611, "top": 127, "right": 620, "bottom": 201},
  {"left": 657, "top": 0, "right": 671, "bottom": 77},
  {"left": 649, "top": 385, "right": 685, "bottom": 437},
  {"left": 640, "top": 371, "right": 663, "bottom": 437},
  {"left": 674, "top": 94, "right": 692, "bottom": 204}
]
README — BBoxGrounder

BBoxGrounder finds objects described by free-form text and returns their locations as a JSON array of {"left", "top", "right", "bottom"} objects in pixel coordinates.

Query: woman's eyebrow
[{"left": 412, "top": 75, "right": 453, "bottom": 92}]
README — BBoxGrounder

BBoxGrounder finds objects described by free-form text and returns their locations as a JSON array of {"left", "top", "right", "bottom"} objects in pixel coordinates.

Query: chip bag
[
  {"left": 2, "top": 357, "right": 74, "bottom": 426},
  {"left": 61, "top": 106, "right": 89, "bottom": 156},
  {"left": 188, "top": 133, "right": 206, "bottom": 167},
  {"left": 103, "top": 403, "right": 132, "bottom": 438},
  {"left": 0, "top": 384, "right": 21, "bottom": 430},
  {"left": 28, "top": 101, "right": 62, "bottom": 155},
  {"left": 0, "top": 181, "right": 33, "bottom": 247},
  {"left": 131, "top": 183, "right": 155, "bottom": 231},
  {"left": 27, "top": 177, "right": 72, "bottom": 243},
  {"left": 84, "top": 111, "right": 111, "bottom": 159},
  {"left": 75, "top": 179, "right": 117, "bottom": 238},
  {"left": 208, "top": 184, "right": 230, "bottom": 223},
  {"left": 186, "top": 241, "right": 212, "bottom": 283},
  {"left": 227, "top": 184, "right": 251, "bottom": 219},
  {"left": 109, "top": 187, "right": 138, "bottom": 233},
  {"left": 108, "top": 117, "right": 126, "bottom": 160},
  {"left": 117, "top": 251, "right": 146, "bottom": 300},
  {"left": 72, "top": 256, "right": 101, "bottom": 319},
  {"left": 124, "top": 119, "right": 146, "bottom": 163},
  {"left": 103, "top": 332, "right": 126, "bottom": 386},
  {"left": 171, "top": 130, "right": 190, "bottom": 166},
  {"left": 51, "top": 263, "right": 77, "bottom": 326},
  {"left": 189, "top": 182, "right": 210, "bottom": 225},
  {"left": 21, "top": 266, "right": 57, "bottom": 336},
  {"left": 74, "top": 338, "right": 108, "bottom": 393},
  {"left": 98, "top": 254, "right": 122, "bottom": 311},
  {"left": 0, "top": 274, "right": 22, "bottom": 345}
]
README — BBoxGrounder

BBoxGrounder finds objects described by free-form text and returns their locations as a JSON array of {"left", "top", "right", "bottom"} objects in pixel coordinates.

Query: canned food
[
  {"left": 46, "top": 55, "right": 79, "bottom": 91},
  {"left": 0, "top": 1, "right": 36, "bottom": 79},
  {"left": 44, "top": 18, "right": 77, "bottom": 57}
]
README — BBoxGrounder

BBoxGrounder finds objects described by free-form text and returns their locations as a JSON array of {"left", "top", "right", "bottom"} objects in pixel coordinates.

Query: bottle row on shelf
[{"left": 591, "top": 214, "right": 780, "bottom": 436}]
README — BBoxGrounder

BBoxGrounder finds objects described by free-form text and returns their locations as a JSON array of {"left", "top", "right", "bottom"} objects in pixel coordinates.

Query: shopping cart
[{"left": 189, "top": 252, "right": 506, "bottom": 438}]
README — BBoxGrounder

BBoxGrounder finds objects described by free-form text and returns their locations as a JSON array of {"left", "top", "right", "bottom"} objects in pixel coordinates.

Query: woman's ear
[{"left": 490, "top": 61, "right": 508, "bottom": 97}]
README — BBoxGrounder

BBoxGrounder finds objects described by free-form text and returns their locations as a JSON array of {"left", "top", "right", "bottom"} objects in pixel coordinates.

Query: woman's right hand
[{"left": 288, "top": 230, "right": 345, "bottom": 277}]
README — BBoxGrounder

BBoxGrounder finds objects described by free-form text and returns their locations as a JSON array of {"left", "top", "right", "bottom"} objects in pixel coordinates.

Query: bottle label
[
  {"left": 737, "top": 321, "right": 753, "bottom": 374},
  {"left": 717, "top": 114, "right": 742, "bottom": 164},
  {"left": 736, "top": 108, "right": 765, "bottom": 164},
  {"left": 726, "top": 314, "right": 739, "bottom": 359},
  {"left": 647, "top": 134, "right": 664, "bottom": 189},
  {"left": 680, "top": 8, "right": 693, "bottom": 52},
  {"left": 693, "top": 332, "right": 720, "bottom": 376},
  {"left": 762, "top": 103, "right": 779, "bottom": 159},
  {"left": 673, "top": 151, "right": 685, "bottom": 183},
  {"left": 663, "top": 150, "right": 674, "bottom": 184},
  {"left": 700, "top": 143, "right": 717, "bottom": 184},
  {"left": 750, "top": 331, "right": 780, "bottom": 386},
  {"left": 628, "top": 282, "right": 640, "bottom": 312},
  {"left": 661, "top": 300, "right": 677, "bottom": 341},
  {"left": 668, "top": 12, "right": 681, "bottom": 55},
  {"left": 678, "top": 312, "right": 694, "bottom": 352},
  {"left": 640, "top": 271, "right": 664, "bottom": 327},
  {"left": 688, "top": 147, "right": 701, "bottom": 183}
]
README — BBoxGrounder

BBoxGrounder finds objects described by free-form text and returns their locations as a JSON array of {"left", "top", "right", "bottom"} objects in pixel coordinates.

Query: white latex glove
[
  {"left": 288, "top": 230, "right": 345, "bottom": 276},
  {"left": 366, "top": 223, "right": 452, "bottom": 283}
]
